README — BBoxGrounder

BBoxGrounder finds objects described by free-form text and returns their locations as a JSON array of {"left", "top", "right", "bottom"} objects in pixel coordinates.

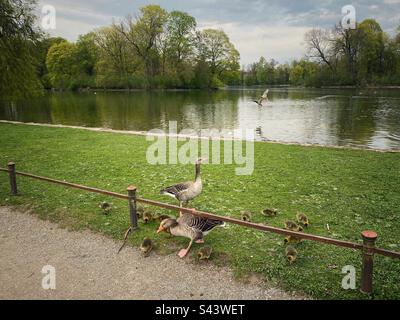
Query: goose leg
[
  {"left": 179, "top": 201, "right": 183, "bottom": 217},
  {"left": 178, "top": 239, "right": 193, "bottom": 258}
]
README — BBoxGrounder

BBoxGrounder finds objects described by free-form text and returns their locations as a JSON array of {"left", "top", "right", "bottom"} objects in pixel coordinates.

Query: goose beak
[{"left": 197, "top": 157, "right": 208, "bottom": 164}]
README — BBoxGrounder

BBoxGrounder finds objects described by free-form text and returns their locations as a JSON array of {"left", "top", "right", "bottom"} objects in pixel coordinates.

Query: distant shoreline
[{"left": 44, "top": 85, "right": 400, "bottom": 93}]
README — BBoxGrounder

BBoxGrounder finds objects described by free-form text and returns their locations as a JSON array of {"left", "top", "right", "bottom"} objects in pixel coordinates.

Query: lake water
[{"left": 1, "top": 87, "right": 400, "bottom": 150}]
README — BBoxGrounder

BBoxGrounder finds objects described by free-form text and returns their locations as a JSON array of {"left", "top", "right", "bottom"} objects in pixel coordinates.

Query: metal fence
[{"left": 1, "top": 162, "right": 400, "bottom": 295}]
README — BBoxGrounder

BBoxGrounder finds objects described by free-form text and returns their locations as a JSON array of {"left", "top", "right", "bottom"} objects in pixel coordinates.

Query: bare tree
[
  {"left": 332, "top": 24, "right": 362, "bottom": 83},
  {"left": 304, "top": 28, "right": 336, "bottom": 72}
]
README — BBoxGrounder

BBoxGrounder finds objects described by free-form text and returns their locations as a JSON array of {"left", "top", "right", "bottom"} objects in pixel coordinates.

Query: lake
[{"left": 1, "top": 87, "right": 400, "bottom": 150}]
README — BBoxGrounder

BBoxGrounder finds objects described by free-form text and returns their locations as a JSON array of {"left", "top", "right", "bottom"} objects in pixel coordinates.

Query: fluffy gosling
[
  {"left": 261, "top": 208, "right": 278, "bottom": 217},
  {"left": 284, "top": 220, "right": 303, "bottom": 232},
  {"left": 284, "top": 235, "right": 302, "bottom": 244},
  {"left": 140, "top": 237, "right": 153, "bottom": 257},
  {"left": 241, "top": 211, "right": 252, "bottom": 222},
  {"left": 197, "top": 246, "right": 212, "bottom": 260},
  {"left": 99, "top": 201, "right": 111, "bottom": 214},
  {"left": 136, "top": 205, "right": 145, "bottom": 219},
  {"left": 296, "top": 212, "right": 309, "bottom": 227},
  {"left": 143, "top": 210, "right": 153, "bottom": 224},
  {"left": 285, "top": 245, "right": 298, "bottom": 264}
]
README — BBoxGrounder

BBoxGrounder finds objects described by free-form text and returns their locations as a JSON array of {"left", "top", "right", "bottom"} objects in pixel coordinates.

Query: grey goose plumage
[
  {"left": 157, "top": 212, "right": 223, "bottom": 258},
  {"left": 160, "top": 158, "right": 203, "bottom": 213}
]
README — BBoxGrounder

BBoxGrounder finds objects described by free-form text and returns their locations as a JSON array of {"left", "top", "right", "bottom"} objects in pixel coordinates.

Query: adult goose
[
  {"left": 160, "top": 158, "right": 203, "bottom": 215},
  {"left": 253, "top": 88, "right": 269, "bottom": 106},
  {"left": 157, "top": 213, "right": 224, "bottom": 258}
]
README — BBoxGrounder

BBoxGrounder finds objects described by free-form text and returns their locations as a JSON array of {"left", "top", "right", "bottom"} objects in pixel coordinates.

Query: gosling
[
  {"left": 261, "top": 208, "right": 278, "bottom": 217},
  {"left": 136, "top": 205, "right": 145, "bottom": 219},
  {"left": 284, "top": 235, "right": 302, "bottom": 244},
  {"left": 140, "top": 237, "right": 153, "bottom": 257},
  {"left": 285, "top": 245, "right": 298, "bottom": 264},
  {"left": 198, "top": 246, "right": 212, "bottom": 261},
  {"left": 143, "top": 210, "right": 153, "bottom": 224},
  {"left": 99, "top": 201, "right": 111, "bottom": 214},
  {"left": 241, "top": 211, "right": 252, "bottom": 222},
  {"left": 296, "top": 212, "right": 309, "bottom": 227},
  {"left": 284, "top": 220, "right": 303, "bottom": 232}
]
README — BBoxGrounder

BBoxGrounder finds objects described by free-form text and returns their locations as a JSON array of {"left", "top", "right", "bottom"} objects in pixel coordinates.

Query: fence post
[
  {"left": 8, "top": 162, "right": 17, "bottom": 195},
  {"left": 127, "top": 185, "right": 137, "bottom": 229},
  {"left": 360, "top": 230, "right": 377, "bottom": 294}
]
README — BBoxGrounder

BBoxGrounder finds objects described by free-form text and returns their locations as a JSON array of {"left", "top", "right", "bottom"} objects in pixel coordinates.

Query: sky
[{"left": 37, "top": 0, "right": 400, "bottom": 65}]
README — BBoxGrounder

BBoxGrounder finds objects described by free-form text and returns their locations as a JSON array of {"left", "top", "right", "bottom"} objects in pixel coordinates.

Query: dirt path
[{"left": 0, "top": 207, "right": 303, "bottom": 300}]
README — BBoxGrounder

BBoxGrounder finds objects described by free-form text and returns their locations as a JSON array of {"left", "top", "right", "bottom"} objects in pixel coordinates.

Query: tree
[
  {"left": 162, "top": 11, "right": 197, "bottom": 86},
  {"left": 76, "top": 32, "right": 98, "bottom": 77},
  {"left": 195, "top": 29, "right": 240, "bottom": 86},
  {"left": 166, "top": 11, "right": 196, "bottom": 65},
  {"left": 332, "top": 23, "right": 363, "bottom": 84},
  {"left": 46, "top": 41, "right": 79, "bottom": 89},
  {"left": 305, "top": 28, "right": 336, "bottom": 72},
  {"left": 0, "top": 0, "right": 43, "bottom": 99},
  {"left": 36, "top": 37, "right": 67, "bottom": 88},
  {"left": 116, "top": 5, "right": 168, "bottom": 84},
  {"left": 95, "top": 26, "right": 139, "bottom": 88},
  {"left": 357, "top": 19, "right": 386, "bottom": 81}
]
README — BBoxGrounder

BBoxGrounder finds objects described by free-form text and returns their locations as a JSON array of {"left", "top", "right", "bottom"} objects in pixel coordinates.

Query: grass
[{"left": 0, "top": 122, "right": 400, "bottom": 299}]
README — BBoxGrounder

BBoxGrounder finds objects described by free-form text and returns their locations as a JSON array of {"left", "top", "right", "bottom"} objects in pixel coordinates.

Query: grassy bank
[{"left": 0, "top": 122, "right": 399, "bottom": 299}]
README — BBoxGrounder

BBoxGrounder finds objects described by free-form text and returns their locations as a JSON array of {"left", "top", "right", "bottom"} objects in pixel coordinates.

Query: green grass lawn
[{"left": 1, "top": 122, "right": 399, "bottom": 299}]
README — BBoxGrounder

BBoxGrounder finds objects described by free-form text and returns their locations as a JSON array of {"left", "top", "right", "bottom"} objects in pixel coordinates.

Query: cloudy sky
[{"left": 37, "top": 0, "right": 400, "bottom": 65}]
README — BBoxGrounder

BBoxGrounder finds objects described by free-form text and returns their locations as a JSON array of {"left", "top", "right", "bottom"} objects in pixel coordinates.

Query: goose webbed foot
[
  {"left": 178, "top": 248, "right": 189, "bottom": 258},
  {"left": 178, "top": 240, "right": 193, "bottom": 258},
  {"left": 195, "top": 239, "right": 204, "bottom": 244}
]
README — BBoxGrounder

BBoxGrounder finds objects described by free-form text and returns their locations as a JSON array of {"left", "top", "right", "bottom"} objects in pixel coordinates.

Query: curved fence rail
[{"left": 1, "top": 162, "right": 399, "bottom": 295}]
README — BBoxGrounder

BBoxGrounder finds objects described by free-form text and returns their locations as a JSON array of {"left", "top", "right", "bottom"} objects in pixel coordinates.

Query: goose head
[
  {"left": 157, "top": 218, "right": 178, "bottom": 234},
  {"left": 196, "top": 157, "right": 209, "bottom": 164}
]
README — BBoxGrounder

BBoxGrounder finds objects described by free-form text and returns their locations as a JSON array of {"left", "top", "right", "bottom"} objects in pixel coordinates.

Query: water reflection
[{"left": 0, "top": 88, "right": 399, "bottom": 150}]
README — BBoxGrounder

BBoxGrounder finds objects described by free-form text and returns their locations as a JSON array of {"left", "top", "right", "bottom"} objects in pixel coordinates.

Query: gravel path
[{"left": 0, "top": 206, "right": 303, "bottom": 300}]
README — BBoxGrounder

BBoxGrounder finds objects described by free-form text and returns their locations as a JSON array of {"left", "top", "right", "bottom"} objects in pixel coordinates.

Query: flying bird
[{"left": 253, "top": 89, "right": 269, "bottom": 106}]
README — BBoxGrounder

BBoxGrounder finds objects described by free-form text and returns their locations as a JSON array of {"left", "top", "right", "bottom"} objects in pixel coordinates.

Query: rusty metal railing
[{"left": 1, "top": 162, "right": 400, "bottom": 295}]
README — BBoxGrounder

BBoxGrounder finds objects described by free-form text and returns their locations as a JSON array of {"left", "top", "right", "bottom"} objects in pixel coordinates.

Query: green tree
[
  {"left": 357, "top": 19, "right": 386, "bottom": 82},
  {"left": 36, "top": 37, "right": 67, "bottom": 88},
  {"left": 76, "top": 32, "right": 98, "bottom": 77},
  {"left": 166, "top": 11, "right": 196, "bottom": 65},
  {"left": 0, "top": 0, "right": 43, "bottom": 99},
  {"left": 46, "top": 41, "right": 80, "bottom": 89},
  {"left": 195, "top": 29, "right": 240, "bottom": 86},
  {"left": 163, "top": 11, "right": 197, "bottom": 86},
  {"left": 116, "top": 5, "right": 168, "bottom": 85}
]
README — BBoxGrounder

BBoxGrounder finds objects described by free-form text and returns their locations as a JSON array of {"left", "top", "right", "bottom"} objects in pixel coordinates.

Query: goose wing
[
  {"left": 178, "top": 213, "right": 224, "bottom": 233},
  {"left": 160, "top": 181, "right": 193, "bottom": 198},
  {"left": 261, "top": 89, "right": 269, "bottom": 99}
]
